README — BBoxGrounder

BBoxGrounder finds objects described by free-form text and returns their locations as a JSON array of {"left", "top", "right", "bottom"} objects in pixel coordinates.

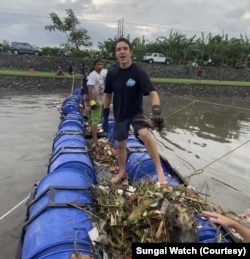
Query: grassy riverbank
[{"left": 0, "top": 69, "right": 250, "bottom": 87}]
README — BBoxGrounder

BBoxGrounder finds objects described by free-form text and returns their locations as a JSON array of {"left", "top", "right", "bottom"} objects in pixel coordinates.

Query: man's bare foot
[
  {"left": 157, "top": 176, "right": 169, "bottom": 187},
  {"left": 158, "top": 180, "right": 169, "bottom": 187},
  {"left": 110, "top": 172, "right": 127, "bottom": 184}
]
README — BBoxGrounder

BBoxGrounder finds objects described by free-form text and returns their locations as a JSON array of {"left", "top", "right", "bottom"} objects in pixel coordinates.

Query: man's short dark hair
[{"left": 115, "top": 37, "right": 133, "bottom": 51}]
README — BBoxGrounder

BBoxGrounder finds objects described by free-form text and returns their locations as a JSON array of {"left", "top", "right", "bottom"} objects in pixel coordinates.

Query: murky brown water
[
  {"left": 0, "top": 91, "right": 250, "bottom": 258},
  {"left": 0, "top": 92, "right": 249, "bottom": 215},
  {"left": 0, "top": 93, "right": 66, "bottom": 258}
]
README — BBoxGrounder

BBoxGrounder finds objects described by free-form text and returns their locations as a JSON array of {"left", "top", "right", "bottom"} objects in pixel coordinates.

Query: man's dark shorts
[{"left": 113, "top": 113, "right": 147, "bottom": 141}]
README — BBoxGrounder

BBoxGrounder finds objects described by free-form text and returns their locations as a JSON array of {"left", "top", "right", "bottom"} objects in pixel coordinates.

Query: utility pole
[
  {"left": 117, "top": 18, "right": 124, "bottom": 38},
  {"left": 117, "top": 19, "right": 120, "bottom": 38},
  {"left": 121, "top": 17, "right": 124, "bottom": 37}
]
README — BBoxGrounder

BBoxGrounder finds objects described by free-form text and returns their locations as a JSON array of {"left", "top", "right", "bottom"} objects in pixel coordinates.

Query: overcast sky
[{"left": 1, "top": 0, "right": 250, "bottom": 49}]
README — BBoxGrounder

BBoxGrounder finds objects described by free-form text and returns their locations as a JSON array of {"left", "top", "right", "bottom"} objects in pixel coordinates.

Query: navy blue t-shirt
[{"left": 104, "top": 63, "right": 156, "bottom": 121}]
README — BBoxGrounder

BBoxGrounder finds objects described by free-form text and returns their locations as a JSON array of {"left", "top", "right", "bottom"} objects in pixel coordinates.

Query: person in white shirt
[
  {"left": 100, "top": 67, "right": 108, "bottom": 80},
  {"left": 87, "top": 60, "right": 104, "bottom": 141}
]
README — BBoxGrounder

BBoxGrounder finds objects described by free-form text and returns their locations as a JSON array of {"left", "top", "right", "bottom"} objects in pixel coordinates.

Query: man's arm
[
  {"left": 103, "top": 93, "right": 112, "bottom": 108},
  {"left": 149, "top": 90, "right": 161, "bottom": 106}
]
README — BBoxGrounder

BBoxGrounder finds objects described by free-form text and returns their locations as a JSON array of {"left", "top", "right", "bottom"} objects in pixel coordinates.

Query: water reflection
[
  {"left": 164, "top": 98, "right": 250, "bottom": 143},
  {"left": 145, "top": 94, "right": 250, "bottom": 213}
]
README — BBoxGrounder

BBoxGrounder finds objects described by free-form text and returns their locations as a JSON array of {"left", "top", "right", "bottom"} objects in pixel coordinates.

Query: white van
[{"left": 143, "top": 52, "right": 172, "bottom": 64}]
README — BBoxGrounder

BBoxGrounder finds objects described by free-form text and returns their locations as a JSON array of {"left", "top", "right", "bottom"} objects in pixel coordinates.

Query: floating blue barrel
[
  {"left": 196, "top": 217, "right": 228, "bottom": 243},
  {"left": 32, "top": 167, "right": 93, "bottom": 213},
  {"left": 72, "top": 87, "right": 83, "bottom": 101},
  {"left": 64, "top": 112, "right": 84, "bottom": 123},
  {"left": 58, "top": 119, "right": 84, "bottom": 131},
  {"left": 62, "top": 95, "right": 79, "bottom": 106},
  {"left": 47, "top": 147, "right": 96, "bottom": 183},
  {"left": 56, "top": 119, "right": 84, "bottom": 136},
  {"left": 52, "top": 136, "right": 87, "bottom": 154},
  {"left": 52, "top": 131, "right": 87, "bottom": 153},
  {"left": 61, "top": 103, "right": 80, "bottom": 115},
  {"left": 126, "top": 136, "right": 179, "bottom": 186},
  {"left": 56, "top": 125, "right": 83, "bottom": 136},
  {"left": 21, "top": 168, "right": 94, "bottom": 259},
  {"left": 73, "top": 87, "right": 82, "bottom": 95},
  {"left": 61, "top": 100, "right": 80, "bottom": 115},
  {"left": 61, "top": 97, "right": 79, "bottom": 108}
]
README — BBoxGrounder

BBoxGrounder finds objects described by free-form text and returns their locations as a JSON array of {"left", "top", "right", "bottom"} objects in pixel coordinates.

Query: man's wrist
[{"left": 152, "top": 105, "right": 161, "bottom": 115}]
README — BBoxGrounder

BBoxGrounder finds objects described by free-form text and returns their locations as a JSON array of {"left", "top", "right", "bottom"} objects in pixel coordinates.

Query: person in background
[
  {"left": 102, "top": 37, "right": 168, "bottom": 186},
  {"left": 56, "top": 66, "right": 64, "bottom": 76},
  {"left": 196, "top": 66, "right": 203, "bottom": 83},
  {"left": 81, "top": 68, "right": 90, "bottom": 117},
  {"left": 29, "top": 66, "right": 35, "bottom": 74},
  {"left": 81, "top": 60, "right": 85, "bottom": 75},
  {"left": 87, "top": 60, "right": 104, "bottom": 141},
  {"left": 68, "top": 61, "right": 74, "bottom": 76},
  {"left": 202, "top": 211, "right": 250, "bottom": 242},
  {"left": 100, "top": 62, "right": 108, "bottom": 82}
]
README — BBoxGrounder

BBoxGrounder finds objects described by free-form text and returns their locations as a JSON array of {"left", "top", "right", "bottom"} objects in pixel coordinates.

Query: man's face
[{"left": 115, "top": 41, "right": 132, "bottom": 64}]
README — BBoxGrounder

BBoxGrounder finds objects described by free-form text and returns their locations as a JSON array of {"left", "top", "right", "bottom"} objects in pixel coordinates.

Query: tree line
[{"left": 1, "top": 9, "right": 249, "bottom": 68}]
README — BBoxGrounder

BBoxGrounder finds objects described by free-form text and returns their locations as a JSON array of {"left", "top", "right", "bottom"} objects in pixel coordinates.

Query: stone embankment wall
[
  {"left": 1, "top": 76, "right": 250, "bottom": 99},
  {"left": 1, "top": 54, "right": 250, "bottom": 81},
  {"left": 0, "top": 54, "right": 250, "bottom": 98}
]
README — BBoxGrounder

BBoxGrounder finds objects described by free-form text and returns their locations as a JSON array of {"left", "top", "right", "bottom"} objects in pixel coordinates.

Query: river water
[
  {"left": 145, "top": 93, "right": 250, "bottom": 214},
  {"left": 0, "top": 91, "right": 250, "bottom": 258},
  {"left": 0, "top": 92, "right": 250, "bottom": 219}
]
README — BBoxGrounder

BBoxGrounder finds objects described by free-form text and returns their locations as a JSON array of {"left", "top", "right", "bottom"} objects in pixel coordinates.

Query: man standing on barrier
[{"left": 102, "top": 37, "right": 168, "bottom": 186}]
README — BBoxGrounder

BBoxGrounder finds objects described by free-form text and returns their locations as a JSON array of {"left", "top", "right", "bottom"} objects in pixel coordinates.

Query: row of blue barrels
[
  {"left": 19, "top": 91, "right": 98, "bottom": 259},
  {"left": 19, "top": 91, "right": 234, "bottom": 258}
]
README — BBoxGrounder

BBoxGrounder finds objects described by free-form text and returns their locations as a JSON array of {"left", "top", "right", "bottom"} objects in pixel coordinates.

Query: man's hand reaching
[{"left": 152, "top": 105, "right": 164, "bottom": 129}]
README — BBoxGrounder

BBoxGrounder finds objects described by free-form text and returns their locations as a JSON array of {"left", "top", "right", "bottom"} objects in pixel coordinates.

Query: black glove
[
  {"left": 102, "top": 108, "right": 110, "bottom": 132},
  {"left": 152, "top": 105, "right": 164, "bottom": 128},
  {"left": 90, "top": 100, "right": 97, "bottom": 110}
]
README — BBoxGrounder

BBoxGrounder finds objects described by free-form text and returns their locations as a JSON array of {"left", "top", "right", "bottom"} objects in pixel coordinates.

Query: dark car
[{"left": 10, "top": 42, "right": 43, "bottom": 56}]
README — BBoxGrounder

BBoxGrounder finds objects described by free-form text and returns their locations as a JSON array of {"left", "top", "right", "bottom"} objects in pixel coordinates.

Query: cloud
[
  {"left": 243, "top": 12, "right": 250, "bottom": 19},
  {"left": 1, "top": 0, "right": 250, "bottom": 48}
]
